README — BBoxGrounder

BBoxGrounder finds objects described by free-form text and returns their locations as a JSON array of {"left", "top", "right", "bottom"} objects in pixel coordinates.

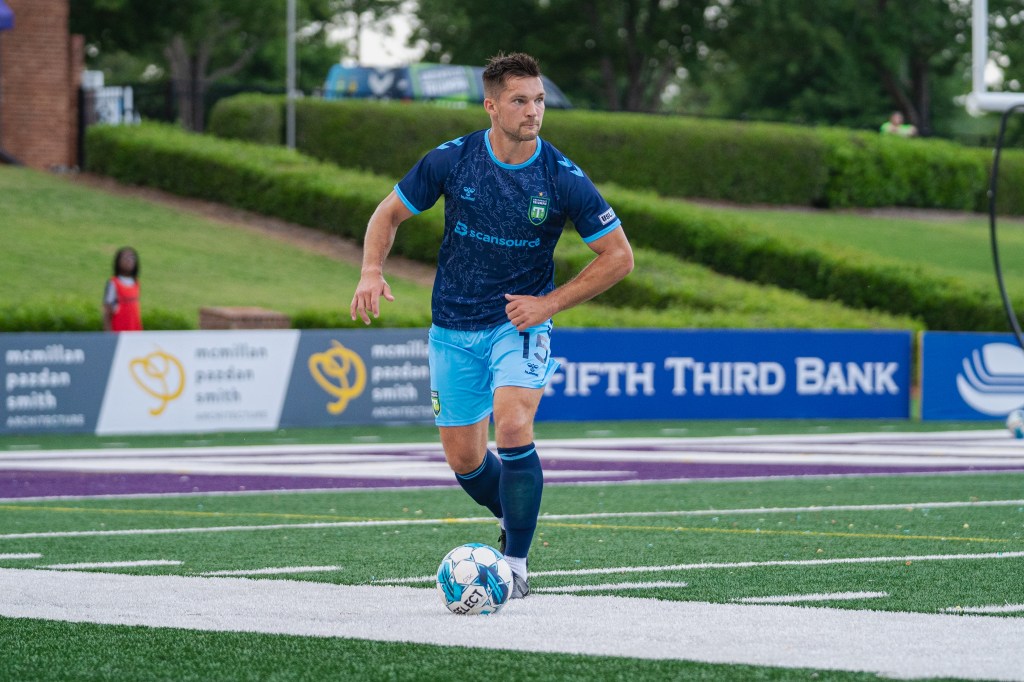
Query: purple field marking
[{"left": 1, "top": 445, "right": 1023, "bottom": 499}]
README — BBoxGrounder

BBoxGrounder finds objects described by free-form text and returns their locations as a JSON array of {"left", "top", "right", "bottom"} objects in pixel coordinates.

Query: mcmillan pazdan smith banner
[{"left": 1, "top": 328, "right": 911, "bottom": 435}]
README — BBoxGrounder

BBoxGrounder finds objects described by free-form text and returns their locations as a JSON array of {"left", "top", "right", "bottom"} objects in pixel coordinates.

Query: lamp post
[{"left": 286, "top": 0, "right": 296, "bottom": 149}]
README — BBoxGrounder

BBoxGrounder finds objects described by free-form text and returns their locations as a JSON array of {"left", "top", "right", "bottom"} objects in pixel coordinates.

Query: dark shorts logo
[{"left": 528, "top": 195, "right": 549, "bottom": 225}]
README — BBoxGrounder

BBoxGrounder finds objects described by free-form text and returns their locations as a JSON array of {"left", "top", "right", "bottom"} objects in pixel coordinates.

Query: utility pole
[{"left": 286, "top": 0, "right": 296, "bottom": 149}]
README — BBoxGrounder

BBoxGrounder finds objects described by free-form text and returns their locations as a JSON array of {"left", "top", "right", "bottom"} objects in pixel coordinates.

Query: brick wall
[{"left": 0, "top": 0, "right": 79, "bottom": 170}]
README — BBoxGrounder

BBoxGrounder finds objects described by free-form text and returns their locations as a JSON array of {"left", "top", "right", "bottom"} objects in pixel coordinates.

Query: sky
[{"left": 329, "top": 4, "right": 428, "bottom": 67}]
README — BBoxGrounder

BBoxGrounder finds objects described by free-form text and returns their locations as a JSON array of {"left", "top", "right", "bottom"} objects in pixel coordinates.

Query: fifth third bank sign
[{"left": 537, "top": 329, "right": 910, "bottom": 420}]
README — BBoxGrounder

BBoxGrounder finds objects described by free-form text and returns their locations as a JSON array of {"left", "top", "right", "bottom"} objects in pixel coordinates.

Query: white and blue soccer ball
[
  {"left": 1007, "top": 408, "right": 1024, "bottom": 439},
  {"left": 436, "top": 543, "right": 513, "bottom": 615}
]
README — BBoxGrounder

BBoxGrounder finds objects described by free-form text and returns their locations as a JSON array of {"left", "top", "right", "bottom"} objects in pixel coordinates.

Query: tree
[
  {"left": 411, "top": 0, "right": 713, "bottom": 112},
  {"left": 73, "top": 1, "right": 284, "bottom": 130},
  {"left": 71, "top": 0, "right": 401, "bottom": 131},
  {"left": 703, "top": 0, "right": 971, "bottom": 135}
]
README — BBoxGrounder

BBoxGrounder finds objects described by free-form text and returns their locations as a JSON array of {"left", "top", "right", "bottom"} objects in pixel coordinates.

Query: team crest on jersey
[
  {"left": 528, "top": 194, "right": 549, "bottom": 226},
  {"left": 431, "top": 390, "right": 441, "bottom": 417}
]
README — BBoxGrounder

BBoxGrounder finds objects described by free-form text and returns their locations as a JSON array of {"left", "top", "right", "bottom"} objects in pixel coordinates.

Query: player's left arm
[{"left": 504, "top": 227, "right": 633, "bottom": 332}]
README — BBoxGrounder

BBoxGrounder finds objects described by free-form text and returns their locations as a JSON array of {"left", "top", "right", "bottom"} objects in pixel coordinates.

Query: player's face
[{"left": 487, "top": 76, "right": 545, "bottom": 143}]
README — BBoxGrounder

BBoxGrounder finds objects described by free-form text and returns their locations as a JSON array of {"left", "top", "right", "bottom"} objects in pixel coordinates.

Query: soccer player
[{"left": 350, "top": 52, "right": 633, "bottom": 598}]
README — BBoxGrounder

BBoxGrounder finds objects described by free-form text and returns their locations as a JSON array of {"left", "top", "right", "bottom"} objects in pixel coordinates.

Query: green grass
[
  {"left": 0, "top": 619, "right": 881, "bottom": 681},
  {"left": 713, "top": 204, "right": 1024, "bottom": 296},
  {"left": 0, "top": 166, "right": 431, "bottom": 329},
  {"left": 0, "top": 164, "right": 924, "bottom": 332},
  {"left": 1, "top": 471, "right": 1021, "bottom": 680}
]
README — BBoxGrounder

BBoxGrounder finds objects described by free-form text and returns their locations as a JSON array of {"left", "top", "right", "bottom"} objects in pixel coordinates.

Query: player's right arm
[{"left": 350, "top": 190, "right": 415, "bottom": 325}]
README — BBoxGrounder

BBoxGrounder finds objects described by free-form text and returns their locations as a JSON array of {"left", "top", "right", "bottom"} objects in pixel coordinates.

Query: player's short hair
[{"left": 482, "top": 52, "right": 541, "bottom": 100}]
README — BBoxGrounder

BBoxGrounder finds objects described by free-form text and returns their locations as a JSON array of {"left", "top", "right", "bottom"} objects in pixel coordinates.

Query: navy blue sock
[
  {"left": 454, "top": 450, "right": 503, "bottom": 519},
  {"left": 498, "top": 442, "right": 543, "bottom": 559}
]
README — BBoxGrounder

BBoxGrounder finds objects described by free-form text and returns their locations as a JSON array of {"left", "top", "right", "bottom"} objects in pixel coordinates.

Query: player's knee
[
  {"left": 446, "top": 448, "right": 485, "bottom": 475},
  {"left": 493, "top": 415, "right": 534, "bottom": 448}
]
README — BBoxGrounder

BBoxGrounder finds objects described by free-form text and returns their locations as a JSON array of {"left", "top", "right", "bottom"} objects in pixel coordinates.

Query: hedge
[
  {"left": 208, "top": 95, "right": 1024, "bottom": 214},
  {"left": 0, "top": 299, "right": 193, "bottom": 332},
  {"left": 601, "top": 186, "right": 1003, "bottom": 331},
  {"left": 85, "top": 122, "right": 1003, "bottom": 332}
]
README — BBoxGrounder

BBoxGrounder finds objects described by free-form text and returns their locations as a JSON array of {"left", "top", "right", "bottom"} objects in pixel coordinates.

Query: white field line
[
  {"left": 2, "top": 429, "right": 1007, "bottom": 460},
  {"left": 0, "top": 517, "right": 464, "bottom": 540},
  {"left": 533, "top": 581, "right": 689, "bottom": 594},
  {"left": 0, "top": 553, "right": 42, "bottom": 560},
  {"left": 199, "top": 566, "right": 342, "bottom": 577},
  {"left": 5, "top": 451, "right": 1024, "bottom": 475},
  {"left": 539, "top": 498, "right": 1024, "bottom": 521},
  {"left": 942, "top": 604, "right": 1024, "bottom": 614},
  {"left": 2, "top": 498, "right": 1020, "bottom": 541},
  {"left": 733, "top": 591, "right": 889, "bottom": 604},
  {"left": 3, "top": 430, "right": 1024, "bottom": 473},
  {"left": 1, "top": 568, "right": 1021, "bottom": 681},
  {"left": 0, "top": 457, "right": 626, "bottom": 480},
  {"left": 378, "top": 551, "right": 1024, "bottom": 584},
  {"left": 40, "top": 560, "right": 182, "bottom": 570}
]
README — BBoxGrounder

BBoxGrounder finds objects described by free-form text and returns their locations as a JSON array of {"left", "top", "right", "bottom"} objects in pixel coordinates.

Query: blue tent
[{"left": 0, "top": 0, "right": 13, "bottom": 32}]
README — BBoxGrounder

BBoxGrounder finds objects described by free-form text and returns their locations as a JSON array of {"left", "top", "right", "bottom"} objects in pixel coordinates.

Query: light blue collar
[{"left": 485, "top": 129, "right": 543, "bottom": 169}]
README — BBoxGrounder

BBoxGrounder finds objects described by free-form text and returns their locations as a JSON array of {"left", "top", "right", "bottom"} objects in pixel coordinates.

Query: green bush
[
  {"left": 85, "top": 122, "right": 445, "bottom": 259},
  {"left": 819, "top": 129, "right": 986, "bottom": 210},
  {"left": 208, "top": 95, "right": 1024, "bottom": 213},
  {"left": 0, "top": 299, "right": 192, "bottom": 333},
  {"left": 84, "top": 122, "right": 1000, "bottom": 332},
  {"left": 601, "top": 184, "right": 1005, "bottom": 331},
  {"left": 207, "top": 94, "right": 283, "bottom": 146}
]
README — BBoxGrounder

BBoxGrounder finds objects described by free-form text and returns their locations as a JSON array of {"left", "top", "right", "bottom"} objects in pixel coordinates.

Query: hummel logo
[
  {"left": 437, "top": 137, "right": 466, "bottom": 150},
  {"left": 557, "top": 156, "right": 584, "bottom": 177},
  {"left": 461, "top": 187, "right": 477, "bottom": 201}
]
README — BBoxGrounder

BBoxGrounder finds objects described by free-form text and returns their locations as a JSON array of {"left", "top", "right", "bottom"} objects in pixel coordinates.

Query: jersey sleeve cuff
[
  {"left": 394, "top": 185, "right": 422, "bottom": 215},
  {"left": 582, "top": 219, "right": 622, "bottom": 244}
]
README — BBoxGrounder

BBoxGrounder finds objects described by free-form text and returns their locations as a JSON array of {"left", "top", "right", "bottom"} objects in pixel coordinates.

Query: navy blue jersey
[{"left": 395, "top": 129, "right": 622, "bottom": 331}]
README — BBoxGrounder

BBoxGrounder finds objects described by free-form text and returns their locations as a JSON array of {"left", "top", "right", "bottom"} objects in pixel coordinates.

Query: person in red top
[{"left": 103, "top": 246, "right": 142, "bottom": 332}]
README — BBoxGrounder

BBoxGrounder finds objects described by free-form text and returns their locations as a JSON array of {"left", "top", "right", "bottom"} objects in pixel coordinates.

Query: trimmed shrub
[
  {"left": 207, "top": 94, "right": 283, "bottom": 146},
  {"left": 208, "top": 95, "right": 1024, "bottom": 213},
  {"left": 84, "top": 121, "right": 1003, "bottom": 332}
]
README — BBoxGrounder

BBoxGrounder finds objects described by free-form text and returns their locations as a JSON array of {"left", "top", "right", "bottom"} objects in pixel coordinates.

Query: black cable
[{"left": 989, "top": 103, "right": 1024, "bottom": 350}]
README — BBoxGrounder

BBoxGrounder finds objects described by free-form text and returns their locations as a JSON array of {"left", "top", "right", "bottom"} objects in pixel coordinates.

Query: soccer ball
[
  {"left": 436, "top": 543, "right": 513, "bottom": 615},
  {"left": 1007, "top": 408, "right": 1024, "bottom": 439}
]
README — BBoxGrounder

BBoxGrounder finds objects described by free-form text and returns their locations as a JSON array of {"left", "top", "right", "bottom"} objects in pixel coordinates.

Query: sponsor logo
[
  {"left": 599, "top": 208, "right": 617, "bottom": 226},
  {"left": 461, "top": 186, "right": 477, "bottom": 202},
  {"left": 437, "top": 136, "right": 465, "bottom": 150},
  {"left": 129, "top": 349, "right": 186, "bottom": 416},
  {"left": 368, "top": 70, "right": 395, "bottom": 96},
  {"left": 453, "top": 221, "right": 541, "bottom": 248},
  {"left": 431, "top": 390, "right": 441, "bottom": 416},
  {"left": 557, "top": 155, "right": 585, "bottom": 177},
  {"left": 528, "top": 194, "right": 549, "bottom": 225},
  {"left": 308, "top": 341, "right": 366, "bottom": 415},
  {"left": 955, "top": 342, "right": 1024, "bottom": 415}
]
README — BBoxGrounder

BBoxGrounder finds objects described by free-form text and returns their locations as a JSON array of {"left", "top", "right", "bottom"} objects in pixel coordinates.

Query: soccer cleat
[
  {"left": 498, "top": 527, "right": 507, "bottom": 554},
  {"left": 511, "top": 571, "right": 530, "bottom": 599}
]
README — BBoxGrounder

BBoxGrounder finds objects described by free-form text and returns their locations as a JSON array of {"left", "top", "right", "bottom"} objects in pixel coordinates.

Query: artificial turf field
[{"left": 1, "top": 426, "right": 1023, "bottom": 681}]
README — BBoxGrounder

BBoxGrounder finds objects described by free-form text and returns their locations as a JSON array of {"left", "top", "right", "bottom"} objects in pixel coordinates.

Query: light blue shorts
[{"left": 429, "top": 321, "right": 561, "bottom": 427}]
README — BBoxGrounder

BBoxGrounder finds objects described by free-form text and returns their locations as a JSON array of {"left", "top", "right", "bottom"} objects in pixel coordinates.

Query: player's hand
[
  {"left": 504, "top": 293, "right": 552, "bottom": 332},
  {"left": 350, "top": 274, "right": 395, "bottom": 325}
]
